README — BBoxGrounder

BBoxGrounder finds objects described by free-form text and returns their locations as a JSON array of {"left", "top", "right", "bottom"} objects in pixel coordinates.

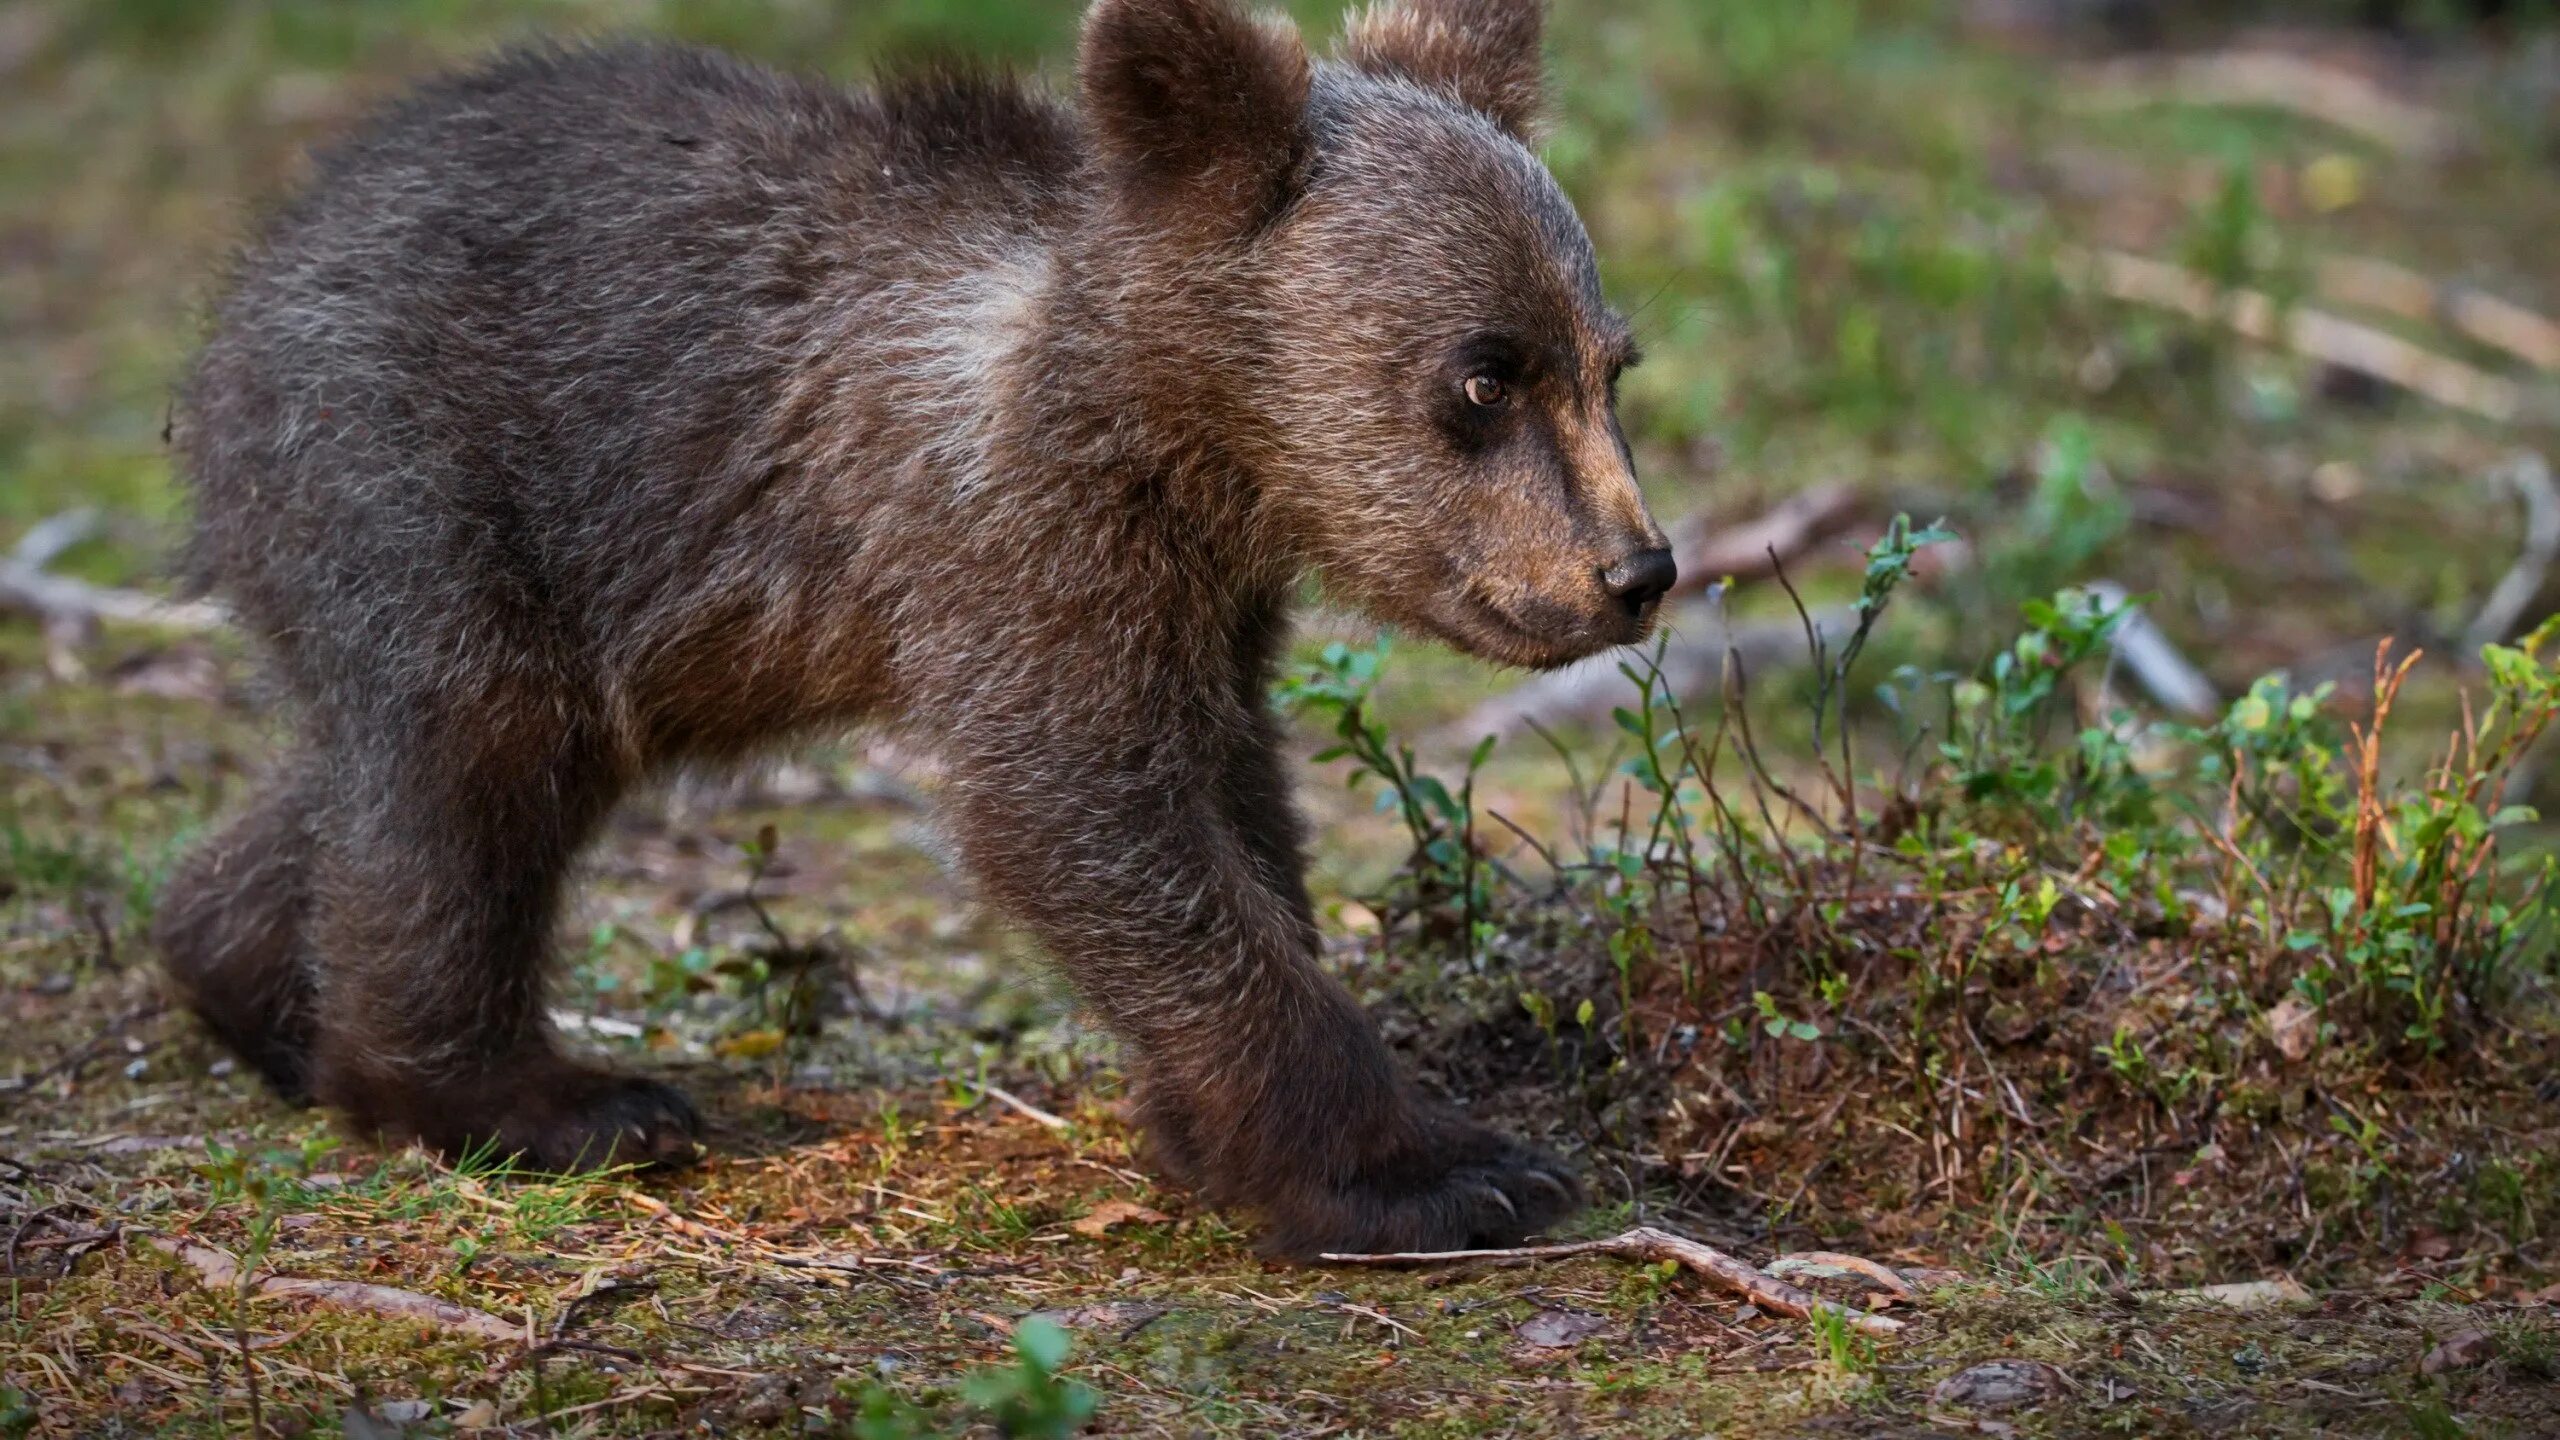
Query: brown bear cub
[{"left": 159, "top": 0, "right": 1672, "bottom": 1257}]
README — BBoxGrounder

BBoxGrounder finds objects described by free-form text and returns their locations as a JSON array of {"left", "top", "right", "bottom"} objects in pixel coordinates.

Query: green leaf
[
  {"left": 1015, "top": 1316, "right": 1072, "bottom": 1373},
  {"left": 1409, "top": 775, "right": 1462, "bottom": 822}
]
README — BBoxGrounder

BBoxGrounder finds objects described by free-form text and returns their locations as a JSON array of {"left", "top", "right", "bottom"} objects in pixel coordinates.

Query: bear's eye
[{"left": 1463, "top": 375, "right": 1508, "bottom": 407}]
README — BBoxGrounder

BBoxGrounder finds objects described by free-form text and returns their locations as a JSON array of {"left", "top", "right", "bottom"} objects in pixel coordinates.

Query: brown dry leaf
[
  {"left": 1069, "top": 1199, "right": 1170, "bottom": 1238},
  {"left": 713, "top": 1027, "right": 785, "bottom": 1059},
  {"left": 2264, "top": 995, "right": 2318, "bottom": 1063},
  {"left": 2152, "top": 1277, "right": 2315, "bottom": 1309},
  {"left": 1515, "top": 1308, "right": 1610, "bottom": 1349},
  {"left": 1769, "top": 1250, "right": 1917, "bottom": 1301},
  {"left": 1932, "top": 1359, "right": 2066, "bottom": 1412},
  {"left": 2420, "top": 1328, "right": 2496, "bottom": 1375}
]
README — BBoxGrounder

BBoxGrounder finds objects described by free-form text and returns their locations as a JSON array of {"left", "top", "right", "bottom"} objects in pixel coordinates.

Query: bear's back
[{"left": 177, "top": 44, "right": 1082, "bottom": 694}]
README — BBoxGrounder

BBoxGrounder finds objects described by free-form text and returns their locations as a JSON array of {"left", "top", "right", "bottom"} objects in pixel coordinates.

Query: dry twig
[
  {"left": 1322, "top": 1226, "right": 1907, "bottom": 1335},
  {"left": 2349, "top": 641, "right": 2423, "bottom": 919},
  {"left": 977, "top": 1082, "right": 1071, "bottom": 1132}
]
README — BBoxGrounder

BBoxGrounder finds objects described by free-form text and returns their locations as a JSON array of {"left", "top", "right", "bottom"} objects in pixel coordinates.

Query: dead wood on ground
[
  {"left": 1322, "top": 1225, "right": 1911, "bottom": 1336},
  {"left": 152, "top": 1236, "right": 524, "bottom": 1344}
]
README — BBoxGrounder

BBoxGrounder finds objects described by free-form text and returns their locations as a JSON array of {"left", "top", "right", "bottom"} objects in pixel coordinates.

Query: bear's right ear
[
  {"left": 1337, "top": 0, "right": 1546, "bottom": 140},
  {"left": 1079, "top": 0, "right": 1312, "bottom": 241}
]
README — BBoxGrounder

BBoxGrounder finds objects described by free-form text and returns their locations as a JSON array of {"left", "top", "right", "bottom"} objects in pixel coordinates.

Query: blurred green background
[{"left": 5, "top": 0, "right": 2559, "bottom": 807}]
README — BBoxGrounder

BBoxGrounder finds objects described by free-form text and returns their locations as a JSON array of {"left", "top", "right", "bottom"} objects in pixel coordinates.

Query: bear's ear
[
  {"left": 1079, "top": 0, "right": 1313, "bottom": 240},
  {"left": 1336, "top": 0, "right": 1546, "bottom": 140}
]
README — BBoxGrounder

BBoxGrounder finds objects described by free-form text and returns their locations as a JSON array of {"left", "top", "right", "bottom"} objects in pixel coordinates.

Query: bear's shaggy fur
[{"left": 159, "top": 0, "right": 1672, "bottom": 1256}]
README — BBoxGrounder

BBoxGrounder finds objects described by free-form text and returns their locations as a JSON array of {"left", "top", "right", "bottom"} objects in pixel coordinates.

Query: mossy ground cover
[{"left": 10, "top": 0, "right": 2560, "bottom": 1434}]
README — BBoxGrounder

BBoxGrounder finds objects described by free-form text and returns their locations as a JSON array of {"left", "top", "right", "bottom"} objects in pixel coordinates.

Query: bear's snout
[{"left": 1600, "top": 547, "right": 1677, "bottom": 620}]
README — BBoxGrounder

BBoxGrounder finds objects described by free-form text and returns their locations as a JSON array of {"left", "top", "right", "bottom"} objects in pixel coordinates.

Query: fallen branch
[
  {"left": 152, "top": 1237, "right": 522, "bottom": 1344},
  {"left": 1322, "top": 1225, "right": 1906, "bottom": 1335},
  {"left": 2066, "top": 247, "right": 2536, "bottom": 424},
  {"left": 2086, "top": 581, "right": 2219, "bottom": 718},
  {"left": 2463, "top": 451, "right": 2560, "bottom": 650},
  {"left": 0, "top": 510, "right": 227, "bottom": 634},
  {"left": 2068, "top": 51, "right": 2460, "bottom": 159},
  {"left": 12, "top": 509, "right": 100, "bottom": 571},
  {"left": 1437, "top": 599, "right": 1855, "bottom": 744},
  {"left": 2316, "top": 255, "right": 2560, "bottom": 375},
  {"left": 1666, "top": 483, "right": 1862, "bottom": 599},
  {"left": 1413, "top": 525, "right": 2216, "bottom": 747}
]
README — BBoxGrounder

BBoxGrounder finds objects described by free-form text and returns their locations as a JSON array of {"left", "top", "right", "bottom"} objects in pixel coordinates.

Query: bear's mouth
[{"left": 1433, "top": 588, "right": 1625, "bottom": 672}]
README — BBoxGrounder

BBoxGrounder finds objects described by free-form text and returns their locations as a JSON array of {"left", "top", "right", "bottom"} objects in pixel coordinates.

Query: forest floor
[{"left": 5, "top": 638, "right": 2557, "bottom": 1438}]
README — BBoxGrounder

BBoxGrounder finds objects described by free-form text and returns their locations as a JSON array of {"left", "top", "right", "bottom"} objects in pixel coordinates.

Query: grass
[{"left": 9, "top": 0, "right": 2560, "bottom": 1434}]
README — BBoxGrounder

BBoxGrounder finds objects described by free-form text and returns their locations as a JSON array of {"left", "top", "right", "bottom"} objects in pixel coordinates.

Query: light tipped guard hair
[
  {"left": 1079, "top": 0, "right": 1314, "bottom": 239},
  {"left": 1336, "top": 0, "right": 1548, "bottom": 140}
]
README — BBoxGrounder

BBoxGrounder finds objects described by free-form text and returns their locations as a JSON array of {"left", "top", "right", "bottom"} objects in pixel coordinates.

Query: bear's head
[{"left": 1081, "top": 0, "right": 1673, "bottom": 669}]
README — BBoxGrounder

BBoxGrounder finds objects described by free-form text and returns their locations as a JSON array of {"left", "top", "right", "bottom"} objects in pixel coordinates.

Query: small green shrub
[
  {"left": 838, "top": 1316, "right": 1096, "bottom": 1439},
  {"left": 1276, "top": 638, "right": 1497, "bottom": 958}
]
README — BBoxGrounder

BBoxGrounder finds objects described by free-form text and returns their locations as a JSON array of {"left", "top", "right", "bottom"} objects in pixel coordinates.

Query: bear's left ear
[
  {"left": 1080, "top": 0, "right": 1313, "bottom": 241},
  {"left": 1336, "top": 0, "right": 1547, "bottom": 140}
]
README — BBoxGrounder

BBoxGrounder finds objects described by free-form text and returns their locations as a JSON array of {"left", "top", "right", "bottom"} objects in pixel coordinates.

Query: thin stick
[
  {"left": 1321, "top": 1226, "right": 1906, "bottom": 1335},
  {"left": 978, "top": 1082, "right": 1070, "bottom": 1132}
]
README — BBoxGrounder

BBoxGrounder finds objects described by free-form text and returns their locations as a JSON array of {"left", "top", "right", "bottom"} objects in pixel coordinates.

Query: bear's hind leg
[
  {"left": 303, "top": 715, "right": 699, "bottom": 1172},
  {"left": 155, "top": 758, "right": 323, "bottom": 1100}
]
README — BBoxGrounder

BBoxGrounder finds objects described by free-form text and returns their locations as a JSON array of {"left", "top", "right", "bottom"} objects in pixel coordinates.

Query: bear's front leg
[{"left": 942, "top": 715, "right": 1579, "bottom": 1257}]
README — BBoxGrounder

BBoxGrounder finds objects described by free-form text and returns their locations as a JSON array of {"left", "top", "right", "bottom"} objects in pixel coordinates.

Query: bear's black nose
[{"left": 1601, "top": 548, "right": 1677, "bottom": 614}]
